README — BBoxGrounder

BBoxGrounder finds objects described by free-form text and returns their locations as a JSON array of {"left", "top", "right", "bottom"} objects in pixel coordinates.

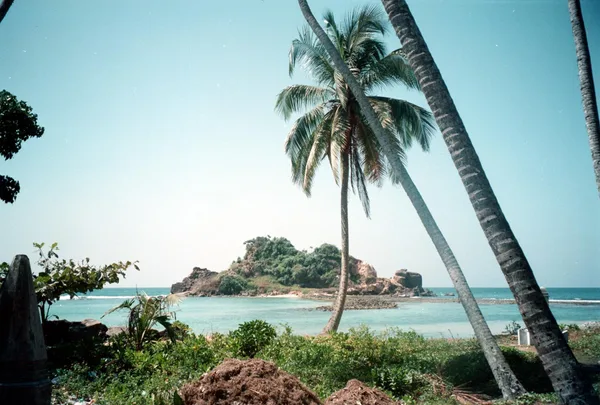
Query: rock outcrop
[
  {"left": 347, "top": 267, "right": 434, "bottom": 297},
  {"left": 172, "top": 263, "right": 435, "bottom": 297},
  {"left": 356, "top": 261, "right": 377, "bottom": 284},
  {"left": 392, "top": 269, "right": 422, "bottom": 289},
  {"left": 170, "top": 267, "right": 220, "bottom": 295}
]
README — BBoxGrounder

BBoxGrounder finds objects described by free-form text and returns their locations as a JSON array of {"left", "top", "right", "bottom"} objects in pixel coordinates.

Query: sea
[{"left": 51, "top": 287, "right": 600, "bottom": 338}]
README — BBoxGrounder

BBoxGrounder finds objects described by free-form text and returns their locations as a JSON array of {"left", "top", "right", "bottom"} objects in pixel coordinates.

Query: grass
[{"left": 49, "top": 323, "right": 600, "bottom": 405}]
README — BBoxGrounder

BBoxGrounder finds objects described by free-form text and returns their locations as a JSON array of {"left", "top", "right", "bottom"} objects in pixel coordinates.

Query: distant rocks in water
[
  {"left": 315, "top": 296, "right": 398, "bottom": 311},
  {"left": 170, "top": 267, "right": 220, "bottom": 295},
  {"left": 347, "top": 268, "right": 436, "bottom": 298},
  {"left": 443, "top": 292, "right": 456, "bottom": 297},
  {"left": 169, "top": 244, "right": 435, "bottom": 299}
]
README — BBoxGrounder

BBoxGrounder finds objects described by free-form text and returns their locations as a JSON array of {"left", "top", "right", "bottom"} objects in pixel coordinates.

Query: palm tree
[
  {"left": 379, "top": 0, "right": 599, "bottom": 403},
  {"left": 295, "top": 0, "right": 526, "bottom": 399},
  {"left": 103, "top": 291, "right": 183, "bottom": 351},
  {"left": 276, "top": 5, "right": 435, "bottom": 334},
  {"left": 569, "top": 0, "right": 600, "bottom": 199}
]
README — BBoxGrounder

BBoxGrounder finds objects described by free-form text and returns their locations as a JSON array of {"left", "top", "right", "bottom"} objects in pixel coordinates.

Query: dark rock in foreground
[
  {"left": 0, "top": 255, "right": 51, "bottom": 405},
  {"left": 180, "top": 358, "right": 322, "bottom": 405}
]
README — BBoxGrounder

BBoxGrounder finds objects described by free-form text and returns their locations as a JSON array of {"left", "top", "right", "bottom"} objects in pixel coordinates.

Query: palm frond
[
  {"left": 164, "top": 293, "right": 184, "bottom": 307},
  {"left": 275, "top": 85, "right": 334, "bottom": 120},
  {"left": 354, "top": 119, "right": 386, "bottom": 185},
  {"left": 302, "top": 115, "right": 333, "bottom": 193},
  {"left": 289, "top": 26, "right": 335, "bottom": 86},
  {"left": 322, "top": 10, "right": 344, "bottom": 56},
  {"left": 350, "top": 145, "right": 371, "bottom": 218},
  {"left": 327, "top": 105, "right": 351, "bottom": 184},
  {"left": 102, "top": 298, "right": 134, "bottom": 318},
  {"left": 361, "top": 49, "right": 419, "bottom": 92},
  {"left": 285, "top": 103, "right": 327, "bottom": 160},
  {"left": 344, "top": 5, "right": 388, "bottom": 49},
  {"left": 370, "top": 96, "right": 436, "bottom": 151}
]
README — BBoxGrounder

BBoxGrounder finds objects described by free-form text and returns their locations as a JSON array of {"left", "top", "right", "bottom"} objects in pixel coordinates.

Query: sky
[{"left": 1, "top": 0, "right": 599, "bottom": 289}]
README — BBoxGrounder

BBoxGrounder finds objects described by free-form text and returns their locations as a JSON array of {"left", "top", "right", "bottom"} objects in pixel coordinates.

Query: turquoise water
[{"left": 51, "top": 288, "right": 600, "bottom": 338}]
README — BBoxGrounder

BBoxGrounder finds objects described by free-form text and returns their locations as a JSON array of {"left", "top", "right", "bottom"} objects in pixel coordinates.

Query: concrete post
[{"left": 0, "top": 255, "right": 51, "bottom": 404}]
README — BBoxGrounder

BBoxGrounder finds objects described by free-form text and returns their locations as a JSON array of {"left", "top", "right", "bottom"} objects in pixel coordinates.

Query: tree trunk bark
[
  {"left": 397, "top": 167, "right": 526, "bottom": 398},
  {"left": 0, "top": 0, "right": 15, "bottom": 25},
  {"left": 569, "top": 0, "right": 600, "bottom": 199},
  {"left": 380, "top": 1, "right": 599, "bottom": 403},
  {"left": 323, "top": 151, "right": 350, "bottom": 333},
  {"left": 297, "top": 0, "right": 525, "bottom": 399}
]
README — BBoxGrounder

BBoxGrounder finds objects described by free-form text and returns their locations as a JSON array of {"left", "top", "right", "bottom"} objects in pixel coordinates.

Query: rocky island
[{"left": 170, "top": 236, "right": 435, "bottom": 309}]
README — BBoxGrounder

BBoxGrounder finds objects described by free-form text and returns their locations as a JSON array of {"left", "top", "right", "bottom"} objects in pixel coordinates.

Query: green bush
[
  {"left": 229, "top": 320, "right": 277, "bottom": 358},
  {"left": 503, "top": 321, "right": 521, "bottom": 336},
  {"left": 218, "top": 275, "right": 248, "bottom": 295}
]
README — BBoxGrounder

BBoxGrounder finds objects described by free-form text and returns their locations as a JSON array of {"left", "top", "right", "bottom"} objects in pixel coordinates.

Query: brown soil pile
[
  {"left": 180, "top": 358, "right": 323, "bottom": 405},
  {"left": 324, "top": 379, "right": 401, "bottom": 405}
]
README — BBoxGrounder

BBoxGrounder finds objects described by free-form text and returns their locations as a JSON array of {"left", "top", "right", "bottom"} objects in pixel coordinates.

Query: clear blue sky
[{"left": 1, "top": 0, "right": 599, "bottom": 288}]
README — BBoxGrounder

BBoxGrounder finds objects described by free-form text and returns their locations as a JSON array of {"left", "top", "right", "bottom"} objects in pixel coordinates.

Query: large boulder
[
  {"left": 356, "top": 261, "right": 377, "bottom": 284},
  {"left": 392, "top": 269, "right": 422, "bottom": 290},
  {"left": 43, "top": 319, "right": 109, "bottom": 369},
  {"left": 171, "top": 267, "right": 220, "bottom": 295},
  {"left": 180, "top": 358, "right": 322, "bottom": 405},
  {"left": 43, "top": 318, "right": 108, "bottom": 346}
]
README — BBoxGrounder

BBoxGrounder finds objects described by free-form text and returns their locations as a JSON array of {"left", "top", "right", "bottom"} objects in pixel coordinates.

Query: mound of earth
[
  {"left": 179, "top": 358, "right": 322, "bottom": 405},
  {"left": 324, "top": 379, "right": 401, "bottom": 405}
]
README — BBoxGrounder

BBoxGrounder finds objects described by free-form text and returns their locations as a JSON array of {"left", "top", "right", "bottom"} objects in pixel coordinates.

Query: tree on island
[
  {"left": 276, "top": 5, "right": 434, "bottom": 334},
  {"left": 0, "top": 90, "right": 45, "bottom": 204},
  {"left": 296, "top": 0, "right": 526, "bottom": 399},
  {"left": 378, "top": 0, "right": 598, "bottom": 403}
]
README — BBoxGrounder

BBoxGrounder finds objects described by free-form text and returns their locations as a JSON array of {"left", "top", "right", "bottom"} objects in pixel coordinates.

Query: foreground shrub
[
  {"left": 230, "top": 319, "right": 277, "bottom": 358},
  {"left": 50, "top": 321, "right": 572, "bottom": 404}
]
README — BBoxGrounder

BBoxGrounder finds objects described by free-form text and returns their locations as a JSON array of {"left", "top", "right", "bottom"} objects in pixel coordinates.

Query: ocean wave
[{"left": 59, "top": 295, "right": 137, "bottom": 300}]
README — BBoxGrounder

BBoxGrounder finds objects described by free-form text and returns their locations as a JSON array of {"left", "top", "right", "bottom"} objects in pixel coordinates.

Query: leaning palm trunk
[
  {"left": 323, "top": 152, "right": 350, "bottom": 333},
  {"left": 0, "top": 0, "right": 15, "bottom": 25},
  {"left": 569, "top": 0, "right": 600, "bottom": 199},
  {"left": 380, "top": 1, "right": 599, "bottom": 403},
  {"left": 297, "top": 0, "right": 525, "bottom": 399}
]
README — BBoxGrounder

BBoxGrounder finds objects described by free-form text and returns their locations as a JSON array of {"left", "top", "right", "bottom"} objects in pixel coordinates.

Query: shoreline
[{"left": 174, "top": 292, "right": 600, "bottom": 309}]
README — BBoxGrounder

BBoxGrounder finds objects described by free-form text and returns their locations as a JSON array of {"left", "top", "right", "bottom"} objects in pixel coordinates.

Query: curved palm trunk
[
  {"left": 297, "top": 0, "right": 525, "bottom": 398},
  {"left": 323, "top": 151, "right": 350, "bottom": 333},
  {"left": 0, "top": 0, "right": 15, "bottom": 25},
  {"left": 569, "top": 0, "right": 600, "bottom": 198},
  {"left": 380, "top": 1, "right": 599, "bottom": 403}
]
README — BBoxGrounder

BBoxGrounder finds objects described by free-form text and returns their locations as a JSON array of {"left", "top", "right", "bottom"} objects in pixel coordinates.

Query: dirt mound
[
  {"left": 324, "top": 379, "right": 400, "bottom": 405},
  {"left": 180, "top": 358, "right": 322, "bottom": 405}
]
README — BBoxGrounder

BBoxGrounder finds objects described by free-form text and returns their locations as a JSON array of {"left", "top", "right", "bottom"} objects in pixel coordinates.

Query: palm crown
[{"left": 276, "top": 5, "right": 436, "bottom": 217}]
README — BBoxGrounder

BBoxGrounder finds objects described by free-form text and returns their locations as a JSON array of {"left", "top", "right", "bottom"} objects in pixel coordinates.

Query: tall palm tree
[
  {"left": 276, "top": 5, "right": 435, "bottom": 334},
  {"left": 295, "top": 0, "right": 526, "bottom": 399},
  {"left": 569, "top": 0, "right": 600, "bottom": 198},
  {"left": 379, "top": 0, "right": 599, "bottom": 403}
]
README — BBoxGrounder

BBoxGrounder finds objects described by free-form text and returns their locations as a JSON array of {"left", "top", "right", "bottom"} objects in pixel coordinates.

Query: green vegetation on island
[{"left": 171, "top": 236, "right": 362, "bottom": 296}]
